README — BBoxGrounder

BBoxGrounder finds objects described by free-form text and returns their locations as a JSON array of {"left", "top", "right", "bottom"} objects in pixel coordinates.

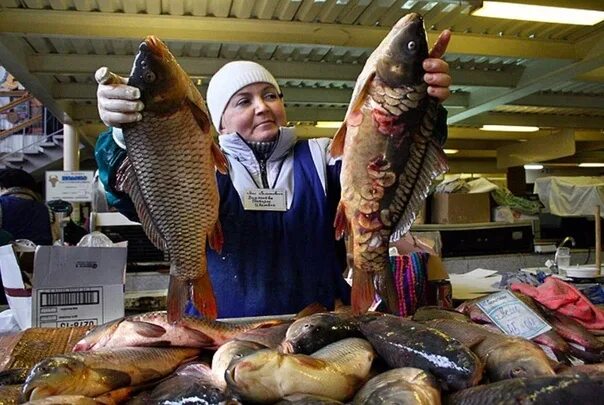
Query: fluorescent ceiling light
[
  {"left": 472, "top": 1, "right": 604, "bottom": 26},
  {"left": 444, "top": 149, "right": 459, "bottom": 155},
  {"left": 315, "top": 121, "right": 342, "bottom": 128},
  {"left": 480, "top": 125, "right": 539, "bottom": 132},
  {"left": 579, "top": 163, "right": 604, "bottom": 168},
  {"left": 524, "top": 164, "right": 543, "bottom": 170}
]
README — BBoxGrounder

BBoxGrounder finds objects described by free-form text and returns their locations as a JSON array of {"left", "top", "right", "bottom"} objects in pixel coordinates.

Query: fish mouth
[
  {"left": 393, "top": 12, "right": 422, "bottom": 29},
  {"left": 21, "top": 384, "right": 53, "bottom": 401},
  {"left": 224, "top": 364, "right": 238, "bottom": 387},
  {"left": 143, "top": 35, "right": 168, "bottom": 58}
]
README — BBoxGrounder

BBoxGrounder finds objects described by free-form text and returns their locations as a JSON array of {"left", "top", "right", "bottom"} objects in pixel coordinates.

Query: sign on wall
[{"left": 45, "top": 171, "right": 94, "bottom": 202}]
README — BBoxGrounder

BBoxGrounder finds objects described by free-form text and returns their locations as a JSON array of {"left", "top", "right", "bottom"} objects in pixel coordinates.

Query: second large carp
[{"left": 330, "top": 13, "right": 448, "bottom": 314}]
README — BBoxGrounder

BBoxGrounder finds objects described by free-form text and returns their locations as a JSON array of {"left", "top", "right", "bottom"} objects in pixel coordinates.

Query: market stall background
[{"left": 0, "top": 0, "right": 603, "bottom": 179}]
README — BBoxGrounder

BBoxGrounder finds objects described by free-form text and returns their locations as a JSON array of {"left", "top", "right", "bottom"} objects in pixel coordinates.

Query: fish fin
[
  {"left": 211, "top": 142, "right": 229, "bottom": 174},
  {"left": 129, "top": 320, "right": 167, "bottom": 338},
  {"left": 294, "top": 355, "right": 327, "bottom": 369},
  {"left": 96, "top": 386, "right": 135, "bottom": 403},
  {"left": 466, "top": 336, "right": 486, "bottom": 349},
  {"left": 295, "top": 302, "right": 328, "bottom": 319},
  {"left": 167, "top": 276, "right": 188, "bottom": 323},
  {"left": 373, "top": 269, "right": 400, "bottom": 316},
  {"left": 329, "top": 123, "right": 347, "bottom": 158},
  {"left": 115, "top": 157, "right": 167, "bottom": 252},
  {"left": 389, "top": 127, "right": 449, "bottom": 242},
  {"left": 351, "top": 270, "right": 375, "bottom": 315},
  {"left": 331, "top": 77, "right": 370, "bottom": 157},
  {"left": 334, "top": 202, "right": 349, "bottom": 240},
  {"left": 186, "top": 80, "right": 212, "bottom": 133},
  {"left": 138, "top": 368, "right": 164, "bottom": 382},
  {"left": 191, "top": 273, "right": 218, "bottom": 320},
  {"left": 91, "top": 368, "right": 132, "bottom": 390},
  {"left": 208, "top": 219, "right": 224, "bottom": 253},
  {"left": 142, "top": 340, "right": 172, "bottom": 347},
  {"left": 181, "top": 326, "right": 215, "bottom": 346}
]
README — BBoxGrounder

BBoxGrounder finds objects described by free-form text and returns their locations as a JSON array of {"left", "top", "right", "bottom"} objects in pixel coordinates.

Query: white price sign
[
  {"left": 45, "top": 171, "right": 94, "bottom": 202},
  {"left": 476, "top": 290, "right": 551, "bottom": 340}
]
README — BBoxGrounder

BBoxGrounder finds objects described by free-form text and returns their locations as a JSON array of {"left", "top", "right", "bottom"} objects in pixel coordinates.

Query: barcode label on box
[
  {"left": 33, "top": 286, "right": 105, "bottom": 328},
  {"left": 40, "top": 290, "right": 100, "bottom": 306}
]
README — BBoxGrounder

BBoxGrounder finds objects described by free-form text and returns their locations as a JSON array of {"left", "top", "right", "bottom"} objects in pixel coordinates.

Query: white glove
[{"left": 95, "top": 67, "right": 144, "bottom": 128}]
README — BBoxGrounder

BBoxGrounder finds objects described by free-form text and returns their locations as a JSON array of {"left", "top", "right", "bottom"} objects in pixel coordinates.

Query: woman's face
[{"left": 220, "top": 83, "right": 287, "bottom": 142}]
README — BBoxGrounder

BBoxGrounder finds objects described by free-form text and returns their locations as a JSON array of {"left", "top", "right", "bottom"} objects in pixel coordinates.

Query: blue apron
[{"left": 187, "top": 140, "right": 349, "bottom": 318}]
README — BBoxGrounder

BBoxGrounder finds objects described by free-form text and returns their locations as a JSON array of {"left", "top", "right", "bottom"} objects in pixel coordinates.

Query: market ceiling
[{"left": 0, "top": 0, "right": 603, "bottom": 174}]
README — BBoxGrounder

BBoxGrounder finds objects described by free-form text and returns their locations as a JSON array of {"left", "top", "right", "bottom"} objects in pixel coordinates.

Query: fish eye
[
  {"left": 407, "top": 41, "right": 416, "bottom": 51},
  {"left": 143, "top": 70, "right": 156, "bottom": 83}
]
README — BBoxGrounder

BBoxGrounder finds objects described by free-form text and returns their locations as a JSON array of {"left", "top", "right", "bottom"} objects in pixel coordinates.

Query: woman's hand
[
  {"left": 423, "top": 30, "right": 452, "bottom": 103},
  {"left": 95, "top": 67, "right": 144, "bottom": 128}
]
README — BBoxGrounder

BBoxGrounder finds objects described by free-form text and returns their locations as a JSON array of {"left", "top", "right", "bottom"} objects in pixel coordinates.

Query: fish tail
[
  {"left": 374, "top": 268, "right": 400, "bottom": 316},
  {"left": 351, "top": 269, "right": 375, "bottom": 315},
  {"left": 334, "top": 202, "right": 348, "bottom": 240},
  {"left": 208, "top": 220, "right": 224, "bottom": 253},
  {"left": 191, "top": 272, "right": 218, "bottom": 320},
  {"left": 167, "top": 276, "right": 188, "bottom": 323}
]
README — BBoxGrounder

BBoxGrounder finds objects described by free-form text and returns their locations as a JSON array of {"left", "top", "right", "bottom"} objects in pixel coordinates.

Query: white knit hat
[{"left": 206, "top": 61, "right": 281, "bottom": 131}]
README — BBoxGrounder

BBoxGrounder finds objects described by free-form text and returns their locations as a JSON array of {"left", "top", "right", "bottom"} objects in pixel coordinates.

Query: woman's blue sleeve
[{"left": 94, "top": 128, "right": 138, "bottom": 220}]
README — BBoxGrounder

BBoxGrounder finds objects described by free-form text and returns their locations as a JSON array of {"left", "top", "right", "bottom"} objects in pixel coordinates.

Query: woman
[{"left": 94, "top": 32, "right": 452, "bottom": 318}]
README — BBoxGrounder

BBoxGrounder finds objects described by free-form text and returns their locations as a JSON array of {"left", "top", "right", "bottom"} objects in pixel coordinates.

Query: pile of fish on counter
[{"left": 1, "top": 298, "right": 604, "bottom": 404}]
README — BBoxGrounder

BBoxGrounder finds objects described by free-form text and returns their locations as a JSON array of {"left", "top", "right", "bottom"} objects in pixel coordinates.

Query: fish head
[
  {"left": 487, "top": 344, "right": 555, "bottom": 381},
  {"left": 376, "top": 13, "right": 429, "bottom": 88},
  {"left": 21, "top": 356, "right": 87, "bottom": 400},
  {"left": 224, "top": 349, "right": 283, "bottom": 400},
  {"left": 281, "top": 314, "right": 335, "bottom": 354},
  {"left": 72, "top": 318, "right": 123, "bottom": 351},
  {"left": 128, "top": 35, "right": 190, "bottom": 113}
]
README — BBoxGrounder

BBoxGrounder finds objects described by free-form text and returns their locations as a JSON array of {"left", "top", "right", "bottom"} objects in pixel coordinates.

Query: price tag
[{"left": 476, "top": 290, "right": 551, "bottom": 340}]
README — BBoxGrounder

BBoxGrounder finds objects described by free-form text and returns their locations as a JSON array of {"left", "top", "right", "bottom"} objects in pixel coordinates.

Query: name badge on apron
[{"left": 243, "top": 189, "right": 287, "bottom": 211}]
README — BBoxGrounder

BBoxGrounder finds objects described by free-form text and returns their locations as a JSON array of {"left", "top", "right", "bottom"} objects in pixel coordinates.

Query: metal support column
[{"left": 63, "top": 123, "right": 79, "bottom": 171}]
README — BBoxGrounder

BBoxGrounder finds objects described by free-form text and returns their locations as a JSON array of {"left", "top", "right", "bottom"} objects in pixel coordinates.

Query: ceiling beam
[
  {"left": 448, "top": 49, "right": 604, "bottom": 124},
  {"left": 514, "top": 93, "right": 604, "bottom": 109},
  {"left": 0, "top": 8, "right": 579, "bottom": 60},
  {"left": 0, "top": 37, "right": 71, "bottom": 123},
  {"left": 460, "top": 111, "right": 604, "bottom": 129},
  {"left": 52, "top": 82, "right": 470, "bottom": 108},
  {"left": 32, "top": 53, "right": 519, "bottom": 88},
  {"left": 70, "top": 103, "right": 350, "bottom": 123}
]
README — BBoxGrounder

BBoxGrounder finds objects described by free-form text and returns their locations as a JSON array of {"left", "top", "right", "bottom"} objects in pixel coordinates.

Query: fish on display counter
[
  {"left": 359, "top": 315, "right": 482, "bottom": 391},
  {"left": 329, "top": 12, "right": 448, "bottom": 315},
  {"left": 353, "top": 367, "right": 441, "bottom": 405},
  {"left": 425, "top": 318, "right": 555, "bottom": 381},
  {"left": 225, "top": 338, "right": 374, "bottom": 403},
  {"left": 96, "top": 35, "right": 228, "bottom": 322},
  {"left": 447, "top": 375, "right": 604, "bottom": 405},
  {"left": 280, "top": 312, "right": 364, "bottom": 354},
  {"left": 72, "top": 311, "right": 283, "bottom": 351},
  {"left": 211, "top": 339, "right": 265, "bottom": 389},
  {"left": 21, "top": 347, "right": 199, "bottom": 400},
  {"left": 128, "top": 361, "right": 241, "bottom": 404}
]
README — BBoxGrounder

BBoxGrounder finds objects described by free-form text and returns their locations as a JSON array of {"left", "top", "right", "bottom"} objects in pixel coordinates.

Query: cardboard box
[
  {"left": 431, "top": 192, "right": 491, "bottom": 224},
  {"left": 0, "top": 244, "right": 127, "bottom": 330}
]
